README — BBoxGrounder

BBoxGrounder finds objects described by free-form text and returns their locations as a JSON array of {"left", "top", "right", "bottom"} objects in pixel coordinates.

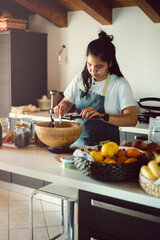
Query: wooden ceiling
[{"left": 12, "top": 0, "right": 160, "bottom": 27}]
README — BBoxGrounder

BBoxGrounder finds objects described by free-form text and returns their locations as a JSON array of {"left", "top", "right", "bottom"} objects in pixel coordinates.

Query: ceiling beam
[
  {"left": 133, "top": 0, "right": 160, "bottom": 23},
  {"left": 15, "top": 0, "right": 68, "bottom": 27},
  {"left": 73, "top": 0, "right": 112, "bottom": 25}
]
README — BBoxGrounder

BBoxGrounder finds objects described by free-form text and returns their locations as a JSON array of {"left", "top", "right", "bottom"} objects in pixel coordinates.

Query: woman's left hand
[{"left": 80, "top": 107, "right": 103, "bottom": 120}]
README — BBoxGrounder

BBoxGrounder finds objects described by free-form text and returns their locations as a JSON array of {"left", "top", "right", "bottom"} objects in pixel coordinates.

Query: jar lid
[{"left": 15, "top": 123, "right": 28, "bottom": 128}]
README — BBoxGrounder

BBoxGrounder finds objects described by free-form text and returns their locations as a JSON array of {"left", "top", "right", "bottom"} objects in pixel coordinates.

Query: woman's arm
[
  {"left": 54, "top": 97, "right": 73, "bottom": 117},
  {"left": 80, "top": 106, "right": 137, "bottom": 127},
  {"left": 106, "top": 106, "right": 137, "bottom": 127}
]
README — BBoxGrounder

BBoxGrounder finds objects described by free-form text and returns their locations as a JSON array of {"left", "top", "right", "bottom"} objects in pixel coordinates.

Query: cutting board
[{"left": 54, "top": 153, "right": 73, "bottom": 162}]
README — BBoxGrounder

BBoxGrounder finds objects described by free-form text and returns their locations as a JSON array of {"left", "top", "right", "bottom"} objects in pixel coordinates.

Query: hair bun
[{"left": 98, "top": 31, "right": 113, "bottom": 43}]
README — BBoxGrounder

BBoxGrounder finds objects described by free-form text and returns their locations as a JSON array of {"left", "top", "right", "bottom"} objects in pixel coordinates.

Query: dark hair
[{"left": 82, "top": 31, "right": 123, "bottom": 96}]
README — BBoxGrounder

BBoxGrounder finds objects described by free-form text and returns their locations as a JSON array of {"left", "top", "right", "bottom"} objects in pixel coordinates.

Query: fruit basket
[
  {"left": 74, "top": 146, "right": 148, "bottom": 182},
  {"left": 139, "top": 175, "right": 160, "bottom": 198}
]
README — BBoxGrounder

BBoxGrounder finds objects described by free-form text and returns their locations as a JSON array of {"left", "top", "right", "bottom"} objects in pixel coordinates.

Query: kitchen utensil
[
  {"left": 50, "top": 114, "right": 55, "bottom": 128},
  {"left": 62, "top": 113, "right": 101, "bottom": 121},
  {"left": 35, "top": 121, "right": 82, "bottom": 148}
]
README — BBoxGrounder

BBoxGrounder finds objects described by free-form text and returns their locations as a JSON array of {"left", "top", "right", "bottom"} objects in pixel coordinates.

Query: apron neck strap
[{"left": 102, "top": 73, "right": 110, "bottom": 96}]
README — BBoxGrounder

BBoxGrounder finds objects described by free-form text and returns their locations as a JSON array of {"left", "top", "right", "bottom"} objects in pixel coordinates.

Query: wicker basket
[
  {"left": 74, "top": 147, "right": 148, "bottom": 182},
  {"left": 139, "top": 175, "right": 160, "bottom": 198},
  {"left": 0, "top": 18, "right": 27, "bottom": 31}
]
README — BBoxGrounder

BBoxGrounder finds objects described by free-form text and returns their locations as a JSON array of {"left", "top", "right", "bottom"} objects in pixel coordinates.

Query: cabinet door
[
  {"left": 78, "top": 190, "right": 160, "bottom": 240},
  {"left": 11, "top": 31, "right": 47, "bottom": 106},
  {"left": 0, "top": 32, "right": 11, "bottom": 117},
  {"left": 79, "top": 226, "right": 120, "bottom": 240}
]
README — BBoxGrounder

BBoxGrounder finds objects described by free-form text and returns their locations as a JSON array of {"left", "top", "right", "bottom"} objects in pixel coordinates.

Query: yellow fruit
[
  {"left": 101, "top": 142, "right": 119, "bottom": 157},
  {"left": 140, "top": 165, "right": 157, "bottom": 181},
  {"left": 107, "top": 160, "right": 117, "bottom": 164},
  {"left": 148, "top": 160, "right": 160, "bottom": 178},
  {"left": 90, "top": 151, "right": 104, "bottom": 162},
  {"left": 109, "top": 142, "right": 119, "bottom": 155}
]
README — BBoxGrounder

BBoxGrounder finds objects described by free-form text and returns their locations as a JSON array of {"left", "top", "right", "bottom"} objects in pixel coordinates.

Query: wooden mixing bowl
[{"left": 35, "top": 121, "right": 82, "bottom": 148}]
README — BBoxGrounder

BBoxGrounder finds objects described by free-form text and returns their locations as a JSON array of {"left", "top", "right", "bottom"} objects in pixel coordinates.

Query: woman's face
[{"left": 87, "top": 54, "right": 110, "bottom": 81}]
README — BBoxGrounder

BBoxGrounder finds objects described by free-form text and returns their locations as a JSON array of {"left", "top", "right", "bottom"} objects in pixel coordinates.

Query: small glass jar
[
  {"left": 0, "top": 123, "right": 2, "bottom": 147},
  {"left": 0, "top": 118, "right": 10, "bottom": 139},
  {"left": 15, "top": 123, "right": 30, "bottom": 148}
]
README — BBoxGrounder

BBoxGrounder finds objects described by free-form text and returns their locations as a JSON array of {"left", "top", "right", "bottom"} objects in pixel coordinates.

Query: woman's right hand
[
  {"left": 54, "top": 97, "right": 73, "bottom": 117},
  {"left": 54, "top": 104, "right": 67, "bottom": 117}
]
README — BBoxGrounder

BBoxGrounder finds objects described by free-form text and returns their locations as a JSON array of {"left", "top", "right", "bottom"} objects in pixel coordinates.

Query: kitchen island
[{"left": 0, "top": 144, "right": 160, "bottom": 239}]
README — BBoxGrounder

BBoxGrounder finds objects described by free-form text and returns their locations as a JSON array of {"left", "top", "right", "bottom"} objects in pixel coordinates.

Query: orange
[
  {"left": 125, "top": 158, "right": 138, "bottom": 163},
  {"left": 117, "top": 150, "right": 127, "bottom": 158},
  {"left": 117, "top": 156, "right": 127, "bottom": 163},
  {"left": 126, "top": 148, "right": 141, "bottom": 158}
]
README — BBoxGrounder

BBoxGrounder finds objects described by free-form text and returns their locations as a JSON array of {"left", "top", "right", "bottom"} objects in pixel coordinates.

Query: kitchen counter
[
  {"left": 0, "top": 144, "right": 159, "bottom": 209},
  {"left": 9, "top": 111, "right": 149, "bottom": 135}
]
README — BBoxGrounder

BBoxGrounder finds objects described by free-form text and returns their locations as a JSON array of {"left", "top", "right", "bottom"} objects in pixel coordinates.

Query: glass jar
[
  {"left": 0, "top": 123, "right": 2, "bottom": 147},
  {"left": 0, "top": 118, "right": 10, "bottom": 139},
  {"left": 15, "top": 123, "right": 30, "bottom": 148}
]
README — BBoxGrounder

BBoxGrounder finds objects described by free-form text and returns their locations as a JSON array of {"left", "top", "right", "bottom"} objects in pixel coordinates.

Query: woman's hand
[
  {"left": 80, "top": 107, "right": 103, "bottom": 120},
  {"left": 54, "top": 104, "right": 67, "bottom": 117},
  {"left": 54, "top": 97, "right": 73, "bottom": 117}
]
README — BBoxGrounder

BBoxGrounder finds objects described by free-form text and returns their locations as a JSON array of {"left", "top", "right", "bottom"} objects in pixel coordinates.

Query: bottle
[
  {"left": 0, "top": 123, "right": 2, "bottom": 147},
  {"left": 15, "top": 123, "right": 30, "bottom": 148}
]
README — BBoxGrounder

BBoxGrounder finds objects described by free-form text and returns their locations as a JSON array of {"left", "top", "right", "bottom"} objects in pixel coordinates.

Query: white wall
[{"left": 29, "top": 6, "right": 160, "bottom": 103}]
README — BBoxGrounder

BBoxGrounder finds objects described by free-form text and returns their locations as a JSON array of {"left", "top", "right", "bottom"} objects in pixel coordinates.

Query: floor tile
[
  {"left": 48, "top": 226, "right": 65, "bottom": 240},
  {"left": 0, "top": 229, "right": 8, "bottom": 240},
  {"left": 0, "top": 184, "right": 78, "bottom": 240},
  {"left": 9, "top": 191, "right": 30, "bottom": 202},
  {"left": 10, "top": 228, "right": 30, "bottom": 240},
  {"left": 33, "top": 227, "right": 49, "bottom": 240},
  {"left": 0, "top": 212, "right": 8, "bottom": 230},
  {"left": 44, "top": 211, "right": 63, "bottom": 227},
  {"left": 41, "top": 200, "right": 61, "bottom": 212},
  {"left": 9, "top": 213, "right": 30, "bottom": 229},
  {"left": 33, "top": 199, "right": 43, "bottom": 212},
  {"left": 33, "top": 212, "right": 46, "bottom": 228},
  {"left": 0, "top": 203, "right": 8, "bottom": 214},
  {"left": 0, "top": 188, "right": 8, "bottom": 202},
  {"left": 9, "top": 200, "right": 30, "bottom": 214}
]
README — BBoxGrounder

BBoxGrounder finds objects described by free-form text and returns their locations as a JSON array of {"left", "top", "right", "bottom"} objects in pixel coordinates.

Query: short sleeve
[{"left": 64, "top": 72, "right": 82, "bottom": 104}]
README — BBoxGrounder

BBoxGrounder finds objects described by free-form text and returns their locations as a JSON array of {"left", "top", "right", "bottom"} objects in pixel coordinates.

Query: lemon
[
  {"left": 101, "top": 142, "right": 119, "bottom": 157},
  {"left": 90, "top": 151, "right": 104, "bottom": 162}
]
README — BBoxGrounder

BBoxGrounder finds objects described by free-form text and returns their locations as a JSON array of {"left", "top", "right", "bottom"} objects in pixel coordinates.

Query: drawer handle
[{"left": 91, "top": 199, "right": 160, "bottom": 223}]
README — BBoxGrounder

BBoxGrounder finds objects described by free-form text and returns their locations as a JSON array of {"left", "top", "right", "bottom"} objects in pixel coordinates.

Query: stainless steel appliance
[{"left": 137, "top": 97, "right": 160, "bottom": 123}]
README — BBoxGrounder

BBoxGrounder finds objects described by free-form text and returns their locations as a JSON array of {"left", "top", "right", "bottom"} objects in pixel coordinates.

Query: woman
[{"left": 54, "top": 31, "right": 137, "bottom": 146}]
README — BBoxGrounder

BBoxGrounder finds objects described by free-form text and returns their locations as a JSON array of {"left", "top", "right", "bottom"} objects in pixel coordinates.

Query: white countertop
[
  {"left": 0, "top": 144, "right": 159, "bottom": 209},
  {"left": 9, "top": 111, "right": 149, "bottom": 135}
]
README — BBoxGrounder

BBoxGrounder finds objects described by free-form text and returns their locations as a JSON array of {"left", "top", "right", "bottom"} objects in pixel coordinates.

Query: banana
[
  {"left": 148, "top": 160, "right": 160, "bottom": 178},
  {"left": 140, "top": 165, "right": 158, "bottom": 181}
]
